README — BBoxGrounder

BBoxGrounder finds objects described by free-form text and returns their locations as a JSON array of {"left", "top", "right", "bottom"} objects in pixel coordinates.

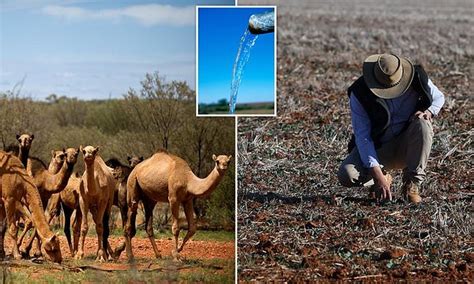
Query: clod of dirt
[
  {"left": 455, "top": 262, "right": 467, "bottom": 272},
  {"left": 304, "top": 221, "right": 319, "bottom": 229},
  {"left": 257, "top": 234, "right": 273, "bottom": 250},
  {"left": 331, "top": 267, "right": 348, "bottom": 279},
  {"left": 465, "top": 252, "right": 474, "bottom": 263},
  {"left": 380, "top": 248, "right": 408, "bottom": 260},
  {"left": 357, "top": 217, "right": 375, "bottom": 230}
]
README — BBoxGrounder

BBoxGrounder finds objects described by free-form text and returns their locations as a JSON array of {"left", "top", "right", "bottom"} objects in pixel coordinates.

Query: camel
[
  {"left": 16, "top": 134, "right": 34, "bottom": 168},
  {"left": 31, "top": 148, "right": 79, "bottom": 204},
  {"left": 18, "top": 148, "right": 79, "bottom": 256},
  {"left": 124, "top": 151, "right": 232, "bottom": 262},
  {"left": 0, "top": 151, "right": 62, "bottom": 262},
  {"left": 105, "top": 156, "right": 143, "bottom": 258},
  {"left": 48, "top": 150, "right": 66, "bottom": 173},
  {"left": 127, "top": 156, "right": 144, "bottom": 168},
  {"left": 46, "top": 149, "right": 84, "bottom": 256},
  {"left": 46, "top": 175, "right": 82, "bottom": 256},
  {"left": 75, "top": 146, "right": 115, "bottom": 261}
]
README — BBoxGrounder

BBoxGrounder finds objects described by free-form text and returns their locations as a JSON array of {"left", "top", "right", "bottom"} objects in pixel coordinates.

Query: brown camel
[
  {"left": 124, "top": 152, "right": 232, "bottom": 262},
  {"left": 17, "top": 151, "right": 59, "bottom": 247},
  {"left": 46, "top": 174, "right": 81, "bottom": 257},
  {"left": 19, "top": 148, "right": 79, "bottom": 256},
  {"left": 105, "top": 156, "right": 143, "bottom": 258},
  {"left": 48, "top": 150, "right": 66, "bottom": 173},
  {"left": 47, "top": 176, "right": 81, "bottom": 256},
  {"left": 0, "top": 151, "right": 62, "bottom": 262},
  {"left": 75, "top": 146, "right": 115, "bottom": 261},
  {"left": 46, "top": 148, "right": 83, "bottom": 256},
  {"left": 16, "top": 134, "right": 34, "bottom": 168},
  {"left": 31, "top": 148, "right": 79, "bottom": 204}
]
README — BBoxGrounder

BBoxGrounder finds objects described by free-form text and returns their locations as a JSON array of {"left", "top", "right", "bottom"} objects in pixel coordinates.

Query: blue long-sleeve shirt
[{"left": 350, "top": 79, "right": 445, "bottom": 168}]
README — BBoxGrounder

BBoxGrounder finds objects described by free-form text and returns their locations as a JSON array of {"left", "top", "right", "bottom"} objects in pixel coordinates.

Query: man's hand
[
  {"left": 369, "top": 166, "right": 392, "bottom": 201},
  {"left": 414, "top": 110, "right": 433, "bottom": 122}
]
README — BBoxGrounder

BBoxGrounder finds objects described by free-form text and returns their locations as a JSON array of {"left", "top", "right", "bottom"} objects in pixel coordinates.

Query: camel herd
[{"left": 0, "top": 134, "right": 232, "bottom": 263}]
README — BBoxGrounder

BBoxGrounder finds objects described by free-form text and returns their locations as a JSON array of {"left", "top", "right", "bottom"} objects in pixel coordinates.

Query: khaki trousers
[{"left": 338, "top": 117, "right": 434, "bottom": 187}]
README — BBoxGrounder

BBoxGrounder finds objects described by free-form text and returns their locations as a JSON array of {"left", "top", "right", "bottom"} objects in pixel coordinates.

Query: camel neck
[
  {"left": 23, "top": 173, "right": 54, "bottom": 240},
  {"left": 48, "top": 160, "right": 62, "bottom": 174},
  {"left": 56, "top": 161, "right": 75, "bottom": 190},
  {"left": 84, "top": 161, "right": 97, "bottom": 195},
  {"left": 189, "top": 166, "right": 224, "bottom": 197},
  {"left": 18, "top": 147, "right": 29, "bottom": 168},
  {"left": 42, "top": 160, "right": 75, "bottom": 194}
]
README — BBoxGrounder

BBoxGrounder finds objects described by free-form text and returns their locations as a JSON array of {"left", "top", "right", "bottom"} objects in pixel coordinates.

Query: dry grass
[{"left": 237, "top": 0, "right": 473, "bottom": 281}]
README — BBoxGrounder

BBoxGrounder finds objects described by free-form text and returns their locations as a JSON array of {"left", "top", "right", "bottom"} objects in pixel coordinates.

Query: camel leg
[
  {"left": 113, "top": 189, "right": 129, "bottom": 259},
  {"left": 124, "top": 177, "right": 140, "bottom": 263},
  {"left": 143, "top": 199, "right": 160, "bottom": 258},
  {"left": 92, "top": 205, "right": 107, "bottom": 262},
  {"left": 124, "top": 200, "right": 138, "bottom": 263},
  {"left": 16, "top": 203, "right": 33, "bottom": 246},
  {"left": 178, "top": 199, "right": 197, "bottom": 253},
  {"left": 5, "top": 198, "right": 21, "bottom": 260},
  {"left": 63, "top": 205, "right": 74, "bottom": 255},
  {"left": 17, "top": 219, "right": 33, "bottom": 246},
  {"left": 72, "top": 209, "right": 82, "bottom": 255},
  {"left": 46, "top": 194, "right": 61, "bottom": 224},
  {"left": 0, "top": 200, "right": 7, "bottom": 259},
  {"left": 102, "top": 205, "right": 114, "bottom": 261},
  {"left": 33, "top": 233, "right": 42, "bottom": 258},
  {"left": 20, "top": 227, "right": 36, "bottom": 257},
  {"left": 169, "top": 199, "right": 181, "bottom": 260},
  {"left": 75, "top": 197, "right": 88, "bottom": 260}
]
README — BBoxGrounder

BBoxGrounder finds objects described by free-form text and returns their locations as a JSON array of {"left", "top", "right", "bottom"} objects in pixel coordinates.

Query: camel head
[
  {"left": 80, "top": 145, "right": 99, "bottom": 165},
  {"left": 41, "top": 234, "right": 62, "bottom": 263},
  {"left": 212, "top": 154, "right": 232, "bottom": 173},
  {"left": 51, "top": 150, "right": 66, "bottom": 167},
  {"left": 64, "top": 147, "right": 80, "bottom": 166},
  {"left": 127, "top": 156, "right": 144, "bottom": 168},
  {"left": 16, "top": 134, "right": 34, "bottom": 149}
]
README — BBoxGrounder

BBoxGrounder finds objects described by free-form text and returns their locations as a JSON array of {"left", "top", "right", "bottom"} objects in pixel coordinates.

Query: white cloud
[{"left": 41, "top": 4, "right": 195, "bottom": 26}]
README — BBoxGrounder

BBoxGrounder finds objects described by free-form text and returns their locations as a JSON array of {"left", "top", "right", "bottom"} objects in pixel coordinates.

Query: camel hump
[
  {"left": 105, "top": 157, "right": 124, "bottom": 169},
  {"left": 4, "top": 144, "right": 19, "bottom": 155},
  {"left": 28, "top": 156, "right": 48, "bottom": 176},
  {"left": 155, "top": 148, "right": 168, "bottom": 154},
  {"left": 94, "top": 155, "right": 115, "bottom": 188}
]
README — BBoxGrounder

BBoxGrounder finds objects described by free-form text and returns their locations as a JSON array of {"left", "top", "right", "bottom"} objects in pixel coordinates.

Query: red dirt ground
[{"left": 3, "top": 236, "right": 235, "bottom": 261}]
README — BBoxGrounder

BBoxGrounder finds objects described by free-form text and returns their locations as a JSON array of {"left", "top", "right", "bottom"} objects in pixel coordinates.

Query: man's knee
[{"left": 411, "top": 117, "right": 434, "bottom": 139}]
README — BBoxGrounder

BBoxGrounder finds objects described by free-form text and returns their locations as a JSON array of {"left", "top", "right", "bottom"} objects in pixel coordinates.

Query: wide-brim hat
[{"left": 363, "top": 53, "right": 414, "bottom": 99}]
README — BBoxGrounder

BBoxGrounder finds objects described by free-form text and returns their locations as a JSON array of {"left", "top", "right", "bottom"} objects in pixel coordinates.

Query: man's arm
[
  {"left": 350, "top": 93, "right": 379, "bottom": 168},
  {"left": 350, "top": 93, "right": 392, "bottom": 200},
  {"left": 427, "top": 79, "right": 445, "bottom": 116},
  {"left": 415, "top": 79, "right": 445, "bottom": 121}
]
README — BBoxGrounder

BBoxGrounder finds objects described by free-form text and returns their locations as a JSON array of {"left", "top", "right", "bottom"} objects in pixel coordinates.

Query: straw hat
[{"left": 363, "top": 53, "right": 414, "bottom": 99}]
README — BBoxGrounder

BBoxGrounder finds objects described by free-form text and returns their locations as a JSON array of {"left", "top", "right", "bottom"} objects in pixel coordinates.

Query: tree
[{"left": 124, "top": 72, "right": 194, "bottom": 150}]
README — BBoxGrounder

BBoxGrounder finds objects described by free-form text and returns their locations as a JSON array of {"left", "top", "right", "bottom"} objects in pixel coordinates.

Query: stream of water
[{"left": 229, "top": 28, "right": 259, "bottom": 114}]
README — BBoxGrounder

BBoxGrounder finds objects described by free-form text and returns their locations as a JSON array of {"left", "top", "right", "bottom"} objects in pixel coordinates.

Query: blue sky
[
  {"left": 0, "top": 0, "right": 234, "bottom": 100},
  {"left": 197, "top": 7, "right": 275, "bottom": 104}
]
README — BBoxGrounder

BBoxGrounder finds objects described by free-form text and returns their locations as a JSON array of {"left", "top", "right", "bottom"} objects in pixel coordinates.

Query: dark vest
[{"left": 347, "top": 65, "right": 433, "bottom": 153}]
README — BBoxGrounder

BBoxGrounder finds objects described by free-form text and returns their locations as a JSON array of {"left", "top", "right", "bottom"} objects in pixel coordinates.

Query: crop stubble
[{"left": 237, "top": 0, "right": 473, "bottom": 281}]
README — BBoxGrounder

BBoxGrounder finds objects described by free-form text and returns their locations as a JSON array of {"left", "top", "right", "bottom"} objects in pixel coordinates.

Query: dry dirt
[
  {"left": 1, "top": 235, "right": 234, "bottom": 282},
  {"left": 237, "top": 0, "right": 473, "bottom": 282},
  {"left": 4, "top": 236, "right": 235, "bottom": 261}
]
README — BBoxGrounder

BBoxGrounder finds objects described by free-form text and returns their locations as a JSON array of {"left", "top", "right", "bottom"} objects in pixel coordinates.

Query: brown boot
[
  {"left": 402, "top": 181, "right": 422, "bottom": 204},
  {"left": 369, "top": 174, "right": 392, "bottom": 199}
]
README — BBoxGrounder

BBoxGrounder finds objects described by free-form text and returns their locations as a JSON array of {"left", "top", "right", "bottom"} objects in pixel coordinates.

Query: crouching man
[{"left": 338, "top": 53, "right": 445, "bottom": 203}]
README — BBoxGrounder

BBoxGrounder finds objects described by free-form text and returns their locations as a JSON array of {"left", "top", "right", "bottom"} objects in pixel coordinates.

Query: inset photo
[{"left": 196, "top": 6, "right": 276, "bottom": 116}]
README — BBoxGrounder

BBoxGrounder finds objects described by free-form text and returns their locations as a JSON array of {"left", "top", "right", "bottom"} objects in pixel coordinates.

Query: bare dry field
[{"left": 238, "top": 0, "right": 473, "bottom": 281}]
